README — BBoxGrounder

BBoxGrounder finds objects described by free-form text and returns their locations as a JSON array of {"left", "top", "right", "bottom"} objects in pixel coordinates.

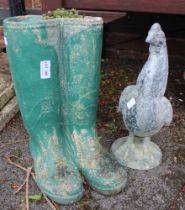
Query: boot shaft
[
  {"left": 3, "top": 16, "right": 61, "bottom": 135},
  {"left": 59, "top": 18, "right": 103, "bottom": 127},
  {"left": 4, "top": 16, "right": 103, "bottom": 133}
]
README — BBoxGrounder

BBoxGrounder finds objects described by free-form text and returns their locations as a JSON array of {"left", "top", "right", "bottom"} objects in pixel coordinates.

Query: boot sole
[
  {"left": 90, "top": 178, "right": 127, "bottom": 196},
  {"left": 41, "top": 187, "right": 84, "bottom": 205}
]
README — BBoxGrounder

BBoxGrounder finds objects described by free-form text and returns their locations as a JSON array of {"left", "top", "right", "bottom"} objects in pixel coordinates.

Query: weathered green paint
[
  {"left": 3, "top": 16, "right": 83, "bottom": 204},
  {"left": 3, "top": 15, "right": 127, "bottom": 202},
  {"left": 60, "top": 18, "right": 127, "bottom": 194}
]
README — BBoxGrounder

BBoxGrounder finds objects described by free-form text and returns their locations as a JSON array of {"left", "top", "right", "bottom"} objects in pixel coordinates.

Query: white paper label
[
  {"left": 40, "top": 61, "right": 51, "bottom": 79},
  {"left": 4, "top": 37, "right": 8, "bottom": 45},
  {"left": 127, "top": 98, "right": 136, "bottom": 109}
]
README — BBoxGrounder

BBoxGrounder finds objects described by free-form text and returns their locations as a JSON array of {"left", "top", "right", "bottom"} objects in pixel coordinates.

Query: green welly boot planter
[
  {"left": 3, "top": 16, "right": 84, "bottom": 204},
  {"left": 60, "top": 17, "right": 127, "bottom": 195}
]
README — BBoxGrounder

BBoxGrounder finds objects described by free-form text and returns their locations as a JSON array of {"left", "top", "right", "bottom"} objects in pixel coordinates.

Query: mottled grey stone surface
[
  {"left": 111, "top": 134, "right": 162, "bottom": 170},
  {"left": 111, "top": 23, "right": 173, "bottom": 170}
]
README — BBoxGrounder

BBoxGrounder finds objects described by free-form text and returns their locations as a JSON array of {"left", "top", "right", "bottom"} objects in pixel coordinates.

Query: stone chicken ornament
[{"left": 111, "top": 23, "right": 173, "bottom": 170}]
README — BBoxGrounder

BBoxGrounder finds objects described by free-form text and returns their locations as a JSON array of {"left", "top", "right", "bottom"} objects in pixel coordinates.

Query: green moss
[{"left": 42, "top": 8, "right": 83, "bottom": 19}]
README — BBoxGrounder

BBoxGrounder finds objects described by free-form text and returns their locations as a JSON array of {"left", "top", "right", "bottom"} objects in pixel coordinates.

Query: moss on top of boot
[{"left": 42, "top": 8, "right": 83, "bottom": 19}]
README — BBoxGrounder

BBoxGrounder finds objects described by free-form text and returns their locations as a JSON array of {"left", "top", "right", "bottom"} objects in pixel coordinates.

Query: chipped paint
[
  {"left": 4, "top": 15, "right": 84, "bottom": 204},
  {"left": 59, "top": 17, "right": 127, "bottom": 194},
  {"left": 4, "top": 14, "right": 126, "bottom": 199}
]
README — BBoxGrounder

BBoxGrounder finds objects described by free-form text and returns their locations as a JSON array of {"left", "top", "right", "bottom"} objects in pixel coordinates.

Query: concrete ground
[{"left": 0, "top": 55, "right": 185, "bottom": 210}]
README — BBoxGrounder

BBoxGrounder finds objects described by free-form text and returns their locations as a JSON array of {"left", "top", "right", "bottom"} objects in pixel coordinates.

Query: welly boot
[
  {"left": 60, "top": 17, "right": 127, "bottom": 195},
  {"left": 3, "top": 16, "right": 83, "bottom": 204}
]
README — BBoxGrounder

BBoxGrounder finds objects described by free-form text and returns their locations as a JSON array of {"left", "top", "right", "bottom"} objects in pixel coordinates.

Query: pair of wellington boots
[{"left": 4, "top": 15, "right": 127, "bottom": 204}]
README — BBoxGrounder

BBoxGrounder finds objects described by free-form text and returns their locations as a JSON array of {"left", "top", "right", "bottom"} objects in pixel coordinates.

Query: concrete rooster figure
[{"left": 111, "top": 23, "right": 173, "bottom": 170}]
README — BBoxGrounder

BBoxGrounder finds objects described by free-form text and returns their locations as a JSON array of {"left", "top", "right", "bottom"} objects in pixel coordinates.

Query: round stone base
[{"left": 111, "top": 136, "right": 162, "bottom": 170}]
